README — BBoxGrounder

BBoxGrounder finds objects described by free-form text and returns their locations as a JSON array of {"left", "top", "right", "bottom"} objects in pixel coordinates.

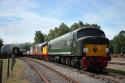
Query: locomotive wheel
[
  {"left": 61, "top": 57, "right": 65, "bottom": 64},
  {"left": 49, "top": 56, "right": 54, "bottom": 62},
  {"left": 71, "top": 59, "right": 75, "bottom": 67},
  {"left": 65, "top": 58, "right": 70, "bottom": 66},
  {"left": 54, "top": 57, "right": 57, "bottom": 63}
]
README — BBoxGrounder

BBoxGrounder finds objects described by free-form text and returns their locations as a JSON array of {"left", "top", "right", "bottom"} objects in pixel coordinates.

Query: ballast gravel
[
  {"left": 21, "top": 60, "right": 44, "bottom": 83},
  {"left": 39, "top": 60, "right": 105, "bottom": 83}
]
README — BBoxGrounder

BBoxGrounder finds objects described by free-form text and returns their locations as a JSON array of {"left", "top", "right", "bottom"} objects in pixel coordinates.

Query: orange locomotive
[{"left": 30, "top": 42, "right": 48, "bottom": 59}]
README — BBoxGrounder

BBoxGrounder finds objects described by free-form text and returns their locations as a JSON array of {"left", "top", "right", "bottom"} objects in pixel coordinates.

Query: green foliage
[
  {"left": 57, "top": 23, "right": 69, "bottom": 36},
  {"left": 78, "top": 21, "right": 84, "bottom": 27},
  {"left": 46, "top": 23, "right": 70, "bottom": 41},
  {"left": 70, "top": 23, "right": 79, "bottom": 31},
  {"left": 44, "top": 34, "right": 49, "bottom": 41},
  {"left": 47, "top": 29, "right": 56, "bottom": 40},
  {"left": 110, "top": 31, "right": 125, "bottom": 54},
  {"left": 34, "top": 31, "right": 44, "bottom": 45},
  {"left": 90, "top": 24, "right": 100, "bottom": 29},
  {"left": 44, "top": 21, "right": 100, "bottom": 41},
  {"left": 70, "top": 21, "right": 100, "bottom": 31}
]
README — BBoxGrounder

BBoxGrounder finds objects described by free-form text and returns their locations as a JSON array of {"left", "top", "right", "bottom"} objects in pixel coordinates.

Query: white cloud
[
  {"left": 81, "top": 0, "right": 125, "bottom": 40},
  {"left": 0, "top": 0, "right": 125, "bottom": 44},
  {"left": 0, "top": 0, "right": 62, "bottom": 44},
  {"left": 0, "top": 18, "right": 61, "bottom": 44}
]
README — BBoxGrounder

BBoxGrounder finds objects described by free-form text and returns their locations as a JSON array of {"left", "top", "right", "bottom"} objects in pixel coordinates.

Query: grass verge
[{"left": 2, "top": 58, "right": 29, "bottom": 83}]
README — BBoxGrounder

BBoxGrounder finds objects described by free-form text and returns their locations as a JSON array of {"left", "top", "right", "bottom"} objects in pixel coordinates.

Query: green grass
[{"left": 1, "top": 58, "right": 29, "bottom": 83}]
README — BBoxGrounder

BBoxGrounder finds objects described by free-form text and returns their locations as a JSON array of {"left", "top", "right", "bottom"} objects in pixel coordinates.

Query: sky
[{"left": 0, "top": 0, "right": 125, "bottom": 44}]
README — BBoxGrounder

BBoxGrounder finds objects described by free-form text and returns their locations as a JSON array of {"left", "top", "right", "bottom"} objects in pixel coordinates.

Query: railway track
[
  {"left": 81, "top": 70, "right": 125, "bottom": 83},
  {"left": 41, "top": 59, "right": 125, "bottom": 83},
  {"left": 109, "top": 62, "right": 125, "bottom": 66},
  {"left": 21, "top": 57, "right": 79, "bottom": 83},
  {"left": 21, "top": 57, "right": 125, "bottom": 83},
  {"left": 21, "top": 58, "right": 49, "bottom": 83}
]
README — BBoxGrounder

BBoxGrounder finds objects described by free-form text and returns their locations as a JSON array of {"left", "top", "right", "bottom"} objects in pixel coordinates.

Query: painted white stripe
[{"left": 48, "top": 52, "right": 71, "bottom": 55}]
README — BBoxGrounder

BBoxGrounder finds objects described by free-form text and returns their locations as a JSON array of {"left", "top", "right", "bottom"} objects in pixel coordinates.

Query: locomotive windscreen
[{"left": 77, "top": 28, "right": 105, "bottom": 38}]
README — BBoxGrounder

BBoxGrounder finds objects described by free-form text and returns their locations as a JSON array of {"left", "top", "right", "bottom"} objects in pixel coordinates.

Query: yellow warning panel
[
  {"left": 42, "top": 46, "right": 48, "bottom": 56},
  {"left": 85, "top": 44, "right": 107, "bottom": 57}
]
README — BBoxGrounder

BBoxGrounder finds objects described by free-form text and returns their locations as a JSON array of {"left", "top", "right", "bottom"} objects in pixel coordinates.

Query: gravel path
[{"left": 21, "top": 60, "right": 44, "bottom": 83}]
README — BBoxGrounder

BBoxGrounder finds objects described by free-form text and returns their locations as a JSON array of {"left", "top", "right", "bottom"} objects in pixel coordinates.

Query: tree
[
  {"left": 112, "top": 30, "right": 125, "bottom": 54},
  {"left": 70, "top": 21, "right": 100, "bottom": 31},
  {"left": 70, "top": 23, "right": 79, "bottom": 31},
  {"left": 54, "top": 27, "right": 59, "bottom": 38},
  {"left": 44, "top": 34, "right": 49, "bottom": 41},
  {"left": 109, "top": 40, "right": 114, "bottom": 54},
  {"left": 90, "top": 24, "right": 100, "bottom": 29},
  {"left": 34, "top": 31, "right": 44, "bottom": 45},
  {"left": 70, "top": 21, "right": 85, "bottom": 31},
  {"left": 40, "top": 21, "right": 101, "bottom": 42},
  {"left": 78, "top": 21, "right": 84, "bottom": 28},
  {"left": 46, "top": 23, "right": 70, "bottom": 41},
  {"left": 57, "top": 23, "right": 69, "bottom": 36},
  {"left": 47, "top": 29, "right": 55, "bottom": 40}
]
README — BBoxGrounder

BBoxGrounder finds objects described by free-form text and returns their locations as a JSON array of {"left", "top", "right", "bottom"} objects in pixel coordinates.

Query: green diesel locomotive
[{"left": 48, "top": 27, "right": 110, "bottom": 70}]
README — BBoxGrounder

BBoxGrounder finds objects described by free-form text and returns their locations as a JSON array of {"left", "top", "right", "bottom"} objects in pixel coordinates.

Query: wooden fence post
[
  {"left": 7, "top": 55, "right": 10, "bottom": 77},
  {"left": 0, "top": 60, "right": 3, "bottom": 83}
]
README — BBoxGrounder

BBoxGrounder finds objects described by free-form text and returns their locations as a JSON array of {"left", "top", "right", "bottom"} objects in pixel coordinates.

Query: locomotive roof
[
  {"left": 34, "top": 42, "right": 48, "bottom": 47},
  {"left": 73, "top": 27, "right": 102, "bottom": 32}
]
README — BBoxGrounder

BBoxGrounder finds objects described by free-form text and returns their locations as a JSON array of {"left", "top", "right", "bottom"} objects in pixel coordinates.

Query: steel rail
[
  {"left": 109, "top": 62, "right": 125, "bottom": 66},
  {"left": 22, "top": 57, "right": 125, "bottom": 83},
  {"left": 81, "top": 70, "right": 123, "bottom": 83},
  {"left": 24, "top": 57, "right": 79, "bottom": 83},
  {"left": 21, "top": 58, "right": 49, "bottom": 83}
]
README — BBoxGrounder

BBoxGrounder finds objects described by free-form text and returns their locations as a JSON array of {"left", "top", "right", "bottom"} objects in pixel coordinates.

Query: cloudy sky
[{"left": 0, "top": 0, "right": 125, "bottom": 44}]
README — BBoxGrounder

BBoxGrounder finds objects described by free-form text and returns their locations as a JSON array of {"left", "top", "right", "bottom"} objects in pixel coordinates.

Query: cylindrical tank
[
  {"left": 1, "top": 44, "right": 12, "bottom": 55},
  {"left": 1, "top": 44, "right": 20, "bottom": 58}
]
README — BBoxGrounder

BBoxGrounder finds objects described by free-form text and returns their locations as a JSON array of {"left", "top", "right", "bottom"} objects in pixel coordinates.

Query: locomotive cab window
[{"left": 77, "top": 28, "right": 105, "bottom": 38}]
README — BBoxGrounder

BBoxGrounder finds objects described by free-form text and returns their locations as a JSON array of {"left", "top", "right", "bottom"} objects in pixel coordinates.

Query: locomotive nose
[{"left": 78, "top": 36, "right": 109, "bottom": 57}]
